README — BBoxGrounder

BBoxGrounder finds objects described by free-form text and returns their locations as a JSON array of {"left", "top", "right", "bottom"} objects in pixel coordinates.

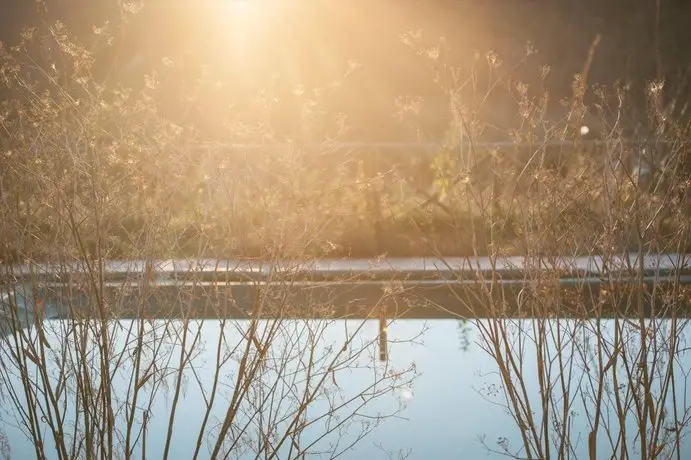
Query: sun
[
  {"left": 214, "top": 0, "right": 280, "bottom": 43},
  {"left": 219, "top": 0, "right": 276, "bottom": 21},
  {"left": 225, "top": 0, "right": 258, "bottom": 13}
]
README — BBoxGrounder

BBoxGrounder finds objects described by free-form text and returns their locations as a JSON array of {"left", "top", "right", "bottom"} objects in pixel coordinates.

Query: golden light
[
  {"left": 216, "top": 0, "right": 279, "bottom": 30},
  {"left": 151, "top": 0, "right": 440, "bottom": 140},
  {"left": 220, "top": 0, "right": 266, "bottom": 20},
  {"left": 209, "top": 0, "right": 284, "bottom": 59}
]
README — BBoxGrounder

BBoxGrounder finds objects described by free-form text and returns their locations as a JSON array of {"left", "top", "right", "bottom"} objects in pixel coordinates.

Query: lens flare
[{"left": 399, "top": 388, "right": 414, "bottom": 400}]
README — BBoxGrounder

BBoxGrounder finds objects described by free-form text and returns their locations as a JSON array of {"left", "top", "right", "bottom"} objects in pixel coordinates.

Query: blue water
[{"left": 1, "top": 318, "right": 690, "bottom": 459}]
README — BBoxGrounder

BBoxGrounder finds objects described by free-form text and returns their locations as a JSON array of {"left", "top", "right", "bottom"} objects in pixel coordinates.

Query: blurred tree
[{"left": 1, "top": 0, "right": 690, "bottom": 139}]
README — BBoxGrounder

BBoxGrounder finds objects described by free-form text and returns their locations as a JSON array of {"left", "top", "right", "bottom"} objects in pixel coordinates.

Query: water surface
[{"left": 1, "top": 318, "right": 689, "bottom": 459}]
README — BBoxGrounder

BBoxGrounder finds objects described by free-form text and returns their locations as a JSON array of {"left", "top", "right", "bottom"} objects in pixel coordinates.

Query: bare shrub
[
  {"left": 398, "top": 31, "right": 691, "bottom": 459},
  {"left": 0, "top": 19, "right": 422, "bottom": 460}
]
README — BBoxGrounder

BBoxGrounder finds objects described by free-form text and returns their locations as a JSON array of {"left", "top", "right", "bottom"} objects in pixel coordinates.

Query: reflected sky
[{"left": 2, "top": 318, "right": 690, "bottom": 459}]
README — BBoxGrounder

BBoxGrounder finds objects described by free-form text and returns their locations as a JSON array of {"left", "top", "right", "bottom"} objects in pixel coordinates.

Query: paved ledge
[
  {"left": 1, "top": 254, "right": 689, "bottom": 321},
  {"left": 2, "top": 253, "right": 689, "bottom": 283}
]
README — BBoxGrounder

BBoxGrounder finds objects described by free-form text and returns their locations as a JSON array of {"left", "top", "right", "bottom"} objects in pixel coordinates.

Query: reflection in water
[{"left": 1, "top": 318, "right": 690, "bottom": 459}]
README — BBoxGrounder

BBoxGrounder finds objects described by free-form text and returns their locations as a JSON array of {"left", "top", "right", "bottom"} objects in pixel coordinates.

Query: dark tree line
[{"left": 1, "top": 0, "right": 690, "bottom": 140}]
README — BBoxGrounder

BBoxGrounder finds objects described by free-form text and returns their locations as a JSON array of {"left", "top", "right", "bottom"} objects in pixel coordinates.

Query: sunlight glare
[
  {"left": 399, "top": 388, "right": 414, "bottom": 400},
  {"left": 220, "top": 0, "right": 273, "bottom": 24},
  {"left": 215, "top": 0, "right": 279, "bottom": 49}
]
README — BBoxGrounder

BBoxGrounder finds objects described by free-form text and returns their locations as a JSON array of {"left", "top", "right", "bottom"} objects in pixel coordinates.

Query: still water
[{"left": 1, "top": 318, "right": 690, "bottom": 459}]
